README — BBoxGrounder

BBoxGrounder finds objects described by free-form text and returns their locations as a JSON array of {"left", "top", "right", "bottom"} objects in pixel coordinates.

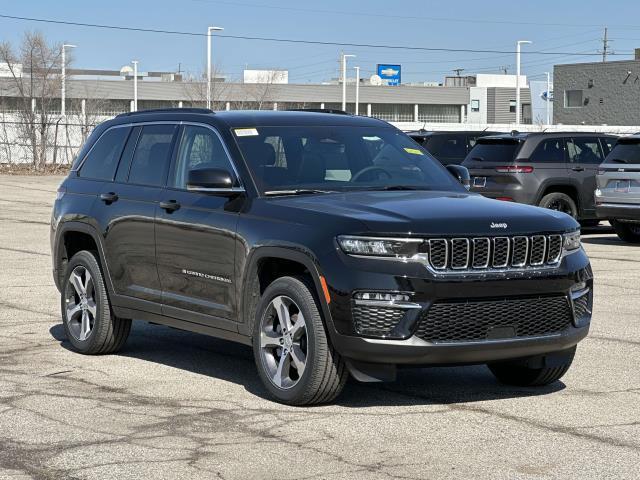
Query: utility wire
[{"left": 0, "top": 13, "right": 633, "bottom": 57}]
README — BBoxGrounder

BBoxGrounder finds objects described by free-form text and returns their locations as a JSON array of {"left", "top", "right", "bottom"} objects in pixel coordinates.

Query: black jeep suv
[
  {"left": 51, "top": 109, "right": 592, "bottom": 405},
  {"left": 462, "top": 132, "right": 617, "bottom": 223}
]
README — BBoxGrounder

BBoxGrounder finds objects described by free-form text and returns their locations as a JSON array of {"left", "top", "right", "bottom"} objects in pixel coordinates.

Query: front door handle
[
  {"left": 572, "top": 167, "right": 585, "bottom": 172},
  {"left": 100, "top": 192, "right": 118, "bottom": 204},
  {"left": 159, "top": 200, "right": 181, "bottom": 212}
]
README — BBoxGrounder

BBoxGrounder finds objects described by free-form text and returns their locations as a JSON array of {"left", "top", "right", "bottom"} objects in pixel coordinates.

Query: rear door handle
[
  {"left": 572, "top": 167, "right": 585, "bottom": 172},
  {"left": 159, "top": 200, "right": 181, "bottom": 212},
  {"left": 99, "top": 192, "right": 118, "bottom": 204}
]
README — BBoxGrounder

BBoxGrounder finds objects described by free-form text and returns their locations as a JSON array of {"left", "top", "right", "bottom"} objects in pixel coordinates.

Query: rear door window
[
  {"left": 79, "top": 127, "right": 130, "bottom": 180},
  {"left": 127, "top": 124, "right": 178, "bottom": 186},
  {"left": 529, "top": 138, "right": 565, "bottom": 163},
  {"left": 566, "top": 137, "right": 604, "bottom": 164}
]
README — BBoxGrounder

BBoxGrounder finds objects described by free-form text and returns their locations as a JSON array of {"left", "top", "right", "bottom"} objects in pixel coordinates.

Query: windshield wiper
[
  {"left": 370, "top": 185, "right": 430, "bottom": 191},
  {"left": 609, "top": 158, "right": 628, "bottom": 164},
  {"left": 264, "top": 189, "right": 334, "bottom": 196}
]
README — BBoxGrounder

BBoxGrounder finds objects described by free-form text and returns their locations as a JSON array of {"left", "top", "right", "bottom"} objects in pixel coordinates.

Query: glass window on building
[
  {"left": 417, "top": 105, "right": 460, "bottom": 123},
  {"left": 565, "top": 90, "right": 583, "bottom": 108},
  {"left": 371, "top": 104, "right": 414, "bottom": 122},
  {"left": 470, "top": 99, "right": 480, "bottom": 112},
  {"left": 509, "top": 100, "right": 516, "bottom": 113}
]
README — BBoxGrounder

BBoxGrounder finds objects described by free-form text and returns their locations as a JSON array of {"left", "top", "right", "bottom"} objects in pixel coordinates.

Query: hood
[{"left": 266, "top": 190, "right": 578, "bottom": 236}]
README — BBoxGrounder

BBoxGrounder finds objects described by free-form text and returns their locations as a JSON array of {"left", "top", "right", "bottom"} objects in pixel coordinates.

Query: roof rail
[
  {"left": 117, "top": 107, "right": 214, "bottom": 117},
  {"left": 286, "top": 108, "right": 351, "bottom": 115}
]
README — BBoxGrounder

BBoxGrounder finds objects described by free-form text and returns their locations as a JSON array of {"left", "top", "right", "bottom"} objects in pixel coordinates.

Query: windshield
[
  {"left": 233, "top": 126, "right": 463, "bottom": 194},
  {"left": 604, "top": 141, "right": 640, "bottom": 165}
]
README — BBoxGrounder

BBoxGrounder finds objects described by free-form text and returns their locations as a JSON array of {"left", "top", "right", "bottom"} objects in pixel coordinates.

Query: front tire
[
  {"left": 610, "top": 220, "right": 640, "bottom": 243},
  {"left": 61, "top": 250, "right": 131, "bottom": 354},
  {"left": 488, "top": 347, "right": 576, "bottom": 387},
  {"left": 538, "top": 192, "right": 578, "bottom": 219},
  {"left": 253, "top": 276, "right": 347, "bottom": 405}
]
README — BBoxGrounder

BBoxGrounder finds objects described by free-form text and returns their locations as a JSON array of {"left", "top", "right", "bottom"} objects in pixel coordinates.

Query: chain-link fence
[{"left": 0, "top": 117, "right": 100, "bottom": 167}]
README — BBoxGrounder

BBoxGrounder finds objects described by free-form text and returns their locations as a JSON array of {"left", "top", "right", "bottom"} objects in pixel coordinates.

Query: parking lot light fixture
[
  {"left": 61, "top": 44, "right": 77, "bottom": 117},
  {"left": 207, "top": 26, "right": 224, "bottom": 110},
  {"left": 354, "top": 66, "right": 360, "bottom": 115},
  {"left": 516, "top": 40, "right": 532, "bottom": 125},
  {"left": 341, "top": 54, "right": 355, "bottom": 111}
]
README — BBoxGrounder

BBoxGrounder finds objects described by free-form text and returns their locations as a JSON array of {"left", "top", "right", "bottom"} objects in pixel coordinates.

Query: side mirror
[
  {"left": 446, "top": 164, "right": 471, "bottom": 190},
  {"left": 187, "top": 167, "right": 240, "bottom": 192}
]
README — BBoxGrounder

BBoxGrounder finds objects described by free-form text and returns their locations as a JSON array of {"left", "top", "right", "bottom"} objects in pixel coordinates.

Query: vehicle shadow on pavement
[
  {"left": 50, "top": 322, "right": 565, "bottom": 407},
  {"left": 580, "top": 236, "right": 629, "bottom": 246}
]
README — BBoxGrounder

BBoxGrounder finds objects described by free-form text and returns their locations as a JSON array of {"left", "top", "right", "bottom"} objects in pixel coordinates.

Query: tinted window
[
  {"left": 172, "top": 125, "right": 236, "bottom": 189},
  {"left": 605, "top": 141, "right": 640, "bottom": 165},
  {"left": 425, "top": 134, "right": 467, "bottom": 159},
  {"left": 234, "top": 126, "right": 462, "bottom": 193},
  {"left": 128, "top": 124, "right": 177, "bottom": 186},
  {"left": 79, "top": 127, "right": 129, "bottom": 180},
  {"left": 529, "top": 138, "right": 565, "bottom": 163},
  {"left": 465, "top": 140, "right": 521, "bottom": 164},
  {"left": 566, "top": 137, "right": 603, "bottom": 164}
]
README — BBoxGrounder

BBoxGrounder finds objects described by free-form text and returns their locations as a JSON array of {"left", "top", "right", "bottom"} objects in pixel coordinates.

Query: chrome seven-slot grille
[{"left": 427, "top": 234, "right": 563, "bottom": 272}]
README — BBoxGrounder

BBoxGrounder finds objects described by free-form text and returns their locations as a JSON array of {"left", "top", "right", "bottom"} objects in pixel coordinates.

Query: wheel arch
[
  {"left": 535, "top": 181, "right": 582, "bottom": 211},
  {"left": 238, "top": 246, "right": 333, "bottom": 337},
  {"left": 54, "top": 222, "right": 114, "bottom": 295}
]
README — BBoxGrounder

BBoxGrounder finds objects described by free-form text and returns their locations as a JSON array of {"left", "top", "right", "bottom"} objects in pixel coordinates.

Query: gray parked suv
[
  {"left": 596, "top": 134, "right": 640, "bottom": 243},
  {"left": 462, "top": 132, "right": 617, "bottom": 223}
]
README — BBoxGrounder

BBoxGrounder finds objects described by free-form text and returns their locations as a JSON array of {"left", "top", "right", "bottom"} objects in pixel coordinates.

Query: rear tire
[
  {"left": 61, "top": 250, "right": 131, "bottom": 354},
  {"left": 253, "top": 276, "right": 347, "bottom": 405},
  {"left": 610, "top": 220, "right": 640, "bottom": 243},
  {"left": 538, "top": 192, "right": 578, "bottom": 219},
  {"left": 488, "top": 347, "right": 576, "bottom": 387}
]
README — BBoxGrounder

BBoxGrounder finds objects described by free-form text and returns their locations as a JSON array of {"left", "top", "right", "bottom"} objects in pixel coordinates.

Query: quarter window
[
  {"left": 172, "top": 125, "right": 236, "bottom": 189},
  {"left": 79, "top": 127, "right": 130, "bottom": 180},
  {"left": 127, "top": 124, "right": 177, "bottom": 187},
  {"left": 529, "top": 138, "right": 565, "bottom": 163}
]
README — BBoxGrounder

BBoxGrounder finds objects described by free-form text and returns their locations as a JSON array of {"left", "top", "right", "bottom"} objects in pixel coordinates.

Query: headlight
[
  {"left": 563, "top": 230, "right": 581, "bottom": 252},
  {"left": 337, "top": 235, "right": 422, "bottom": 258}
]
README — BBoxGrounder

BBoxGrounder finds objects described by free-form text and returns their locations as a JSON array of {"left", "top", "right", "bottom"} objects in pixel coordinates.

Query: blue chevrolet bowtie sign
[{"left": 377, "top": 64, "right": 401, "bottom": 86}]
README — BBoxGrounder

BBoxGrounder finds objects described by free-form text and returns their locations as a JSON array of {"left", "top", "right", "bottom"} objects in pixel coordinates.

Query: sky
[{"left": 1, "top": 0, "right": 639, "bottom": 84}]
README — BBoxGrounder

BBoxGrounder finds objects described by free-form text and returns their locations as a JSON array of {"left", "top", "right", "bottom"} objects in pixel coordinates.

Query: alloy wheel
[
  {"left": 547, "top": 199, "right": 574, "bottom": 217},
  {"left": 64, "top": 266, "right": 97, "bottom": 341},
  {"left": 259, "top": 295, "right": 308, "bottom": 389}
]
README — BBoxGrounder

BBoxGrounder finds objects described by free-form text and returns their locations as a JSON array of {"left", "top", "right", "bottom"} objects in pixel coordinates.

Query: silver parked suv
[{"left": 595, "top": 134, "right": 640, "bottom": 243}]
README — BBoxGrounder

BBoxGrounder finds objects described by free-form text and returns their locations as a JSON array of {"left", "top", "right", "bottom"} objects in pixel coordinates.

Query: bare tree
[
  {"left": 182, "top": 65, "right": 229, "bottom": 110},
  {"left": 237, "top": 70, "right": 284, "bottom": 110},
  {"left": 0, "top": 32, "right": 63, "bottom": 169}
]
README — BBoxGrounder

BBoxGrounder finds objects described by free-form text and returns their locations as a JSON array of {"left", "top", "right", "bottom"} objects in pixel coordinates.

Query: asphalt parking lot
[{"left": 0, "top": 174, "right": 638, "bottom": 480}]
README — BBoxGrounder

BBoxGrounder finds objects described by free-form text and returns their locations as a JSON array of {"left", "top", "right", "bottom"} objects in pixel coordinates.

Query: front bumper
[
  {"left": 332, "top": 323, "right": 589, "bottom": 366},
  {"left": 322, "top": 247, "right": 592, "bottom": 367}
]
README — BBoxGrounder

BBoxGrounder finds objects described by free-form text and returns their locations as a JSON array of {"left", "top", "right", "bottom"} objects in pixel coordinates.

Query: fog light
[{"left": 354, "top": 292, "right": 411, "bottom": 302}]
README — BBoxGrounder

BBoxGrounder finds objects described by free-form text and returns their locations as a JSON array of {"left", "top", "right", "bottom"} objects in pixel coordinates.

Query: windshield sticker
[
  {"left": 404, "top": 147, "right": 424, "bottom": 155},
  {"left": 234, "top": 128, "right": 259, "bottom": 137}
]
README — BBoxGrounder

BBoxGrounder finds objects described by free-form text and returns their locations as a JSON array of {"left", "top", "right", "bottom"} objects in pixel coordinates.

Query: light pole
[
  {"left": 354, "top": 66, "right": 360, "bottom": 115},
  {"left": 341, "top": 53, "right": 355, "bottom": 111},
  {"left": 515, "top": 40, "right": 532, "bottom": 125},
  {"left": 207, "top": 26, "right": 224, "bottom": 109},
  {"left": 61, "top": 44, "right": 76, "bottom": 117},
  {"left": 131, "top": 60, "right": 139, "bottom": 112},
  {"left": 545, "top": 71, "right": 551, "bottom": 125}
]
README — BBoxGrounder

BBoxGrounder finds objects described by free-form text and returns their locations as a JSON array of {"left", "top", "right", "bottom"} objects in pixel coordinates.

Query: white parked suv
[{"left": 595, "top": 134, "right": 640, "bottom": 243}]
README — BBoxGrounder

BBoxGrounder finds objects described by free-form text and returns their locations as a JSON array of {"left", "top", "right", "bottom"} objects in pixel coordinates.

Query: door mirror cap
[
  {"left": 186, "top": 168, "right": 243, "bottom": 193},
  {"left": 446, "top": 164, "right": 471, "bottom": 190}
]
